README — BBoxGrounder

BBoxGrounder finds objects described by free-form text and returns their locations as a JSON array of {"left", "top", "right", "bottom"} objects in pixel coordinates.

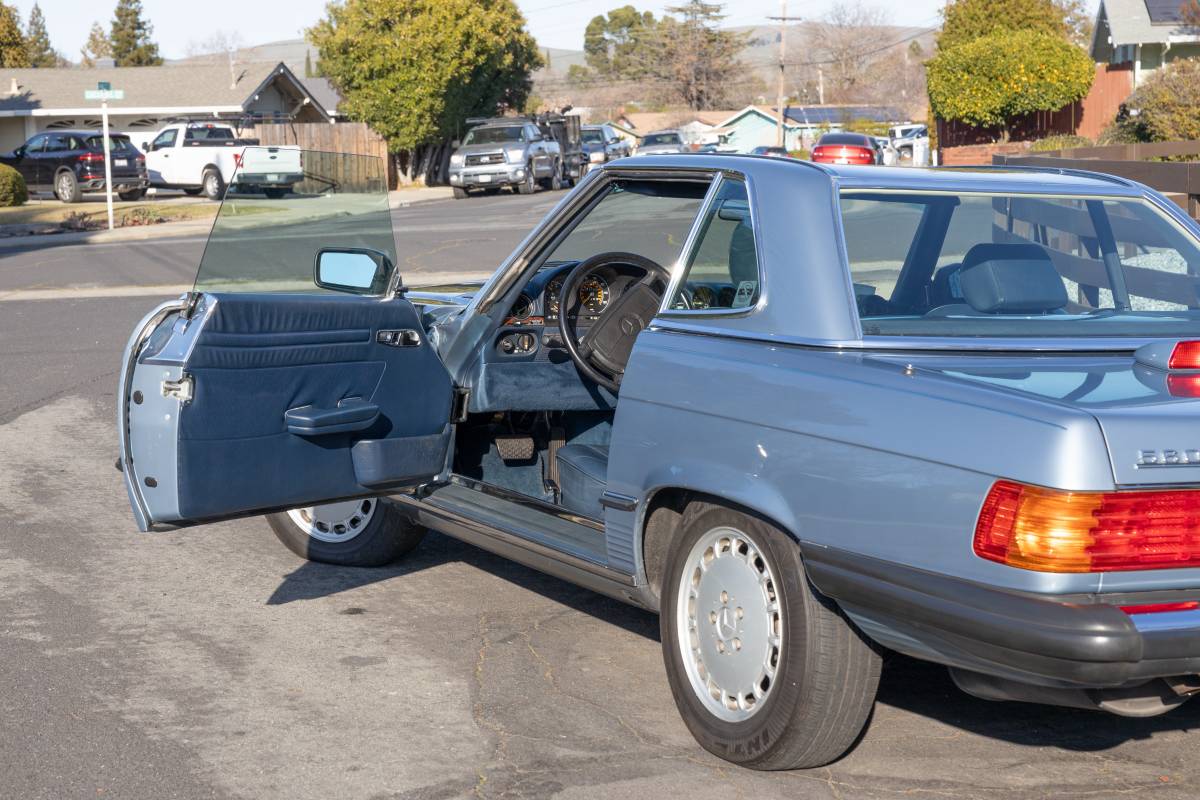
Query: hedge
[{"left": 0, "top": 163, "right": 27, "bottom": 207}]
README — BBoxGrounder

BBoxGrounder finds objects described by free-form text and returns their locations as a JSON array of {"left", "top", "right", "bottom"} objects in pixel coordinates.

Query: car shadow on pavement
[
  {"left": 266, "top": 530, "right": 661, "bottom": 641},
  {"left": 876, "top": 651, "right": 1200, "bottom": 750}
]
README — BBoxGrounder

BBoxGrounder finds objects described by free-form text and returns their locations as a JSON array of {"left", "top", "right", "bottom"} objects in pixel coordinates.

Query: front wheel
[
  {"left": 660, "top": 502, "right": 881, "bottom": 770},
  {"left": 267, "top": 497, "right": 426, "bottom": 567},
  {"left": 516, "top": 164, "right": 536, "bottom": 195},
  {"left": 452, "top": 186, "right": 469, "bottom": 199}
]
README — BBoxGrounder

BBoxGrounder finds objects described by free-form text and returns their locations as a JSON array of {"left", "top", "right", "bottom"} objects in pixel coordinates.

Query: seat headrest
[
  {"left": 959, "top": 243, "right": 1067, "bottom": 314},
  {"left": 728, "top": 220, "right": 758, "bottom": 285}
]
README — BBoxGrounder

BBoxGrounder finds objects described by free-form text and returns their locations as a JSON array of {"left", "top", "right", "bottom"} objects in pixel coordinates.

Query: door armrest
[{"left": 285, "top": 398, "right": 379, "bottom": 436}]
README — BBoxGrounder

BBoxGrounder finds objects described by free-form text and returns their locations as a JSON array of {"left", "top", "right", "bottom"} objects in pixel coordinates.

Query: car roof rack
[{"left": 935, "top": 163, "right": 1138, "bottom": 188}]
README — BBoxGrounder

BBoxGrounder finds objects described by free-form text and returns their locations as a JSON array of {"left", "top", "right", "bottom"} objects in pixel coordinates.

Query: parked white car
[
  {"left": 888, "top": 124, "right": 930, "bottom": 166},
  {"left": 139, "top": 122, "right": 303, "bottom": 200}
]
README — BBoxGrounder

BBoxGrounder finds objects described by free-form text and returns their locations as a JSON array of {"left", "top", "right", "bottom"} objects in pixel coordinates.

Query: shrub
[
  {"left": 1029, "top": 134, "right": 1092, "bottom": 152},
  {"left": 0, "top": 163, "right": 27, "bottom": 207},
  {"left": 788, "top": 149, "right": 811, "bottom": 160},
  {"left": 1122, "top": 57, "right": 1200, "bottom": 143},
  {"left": 927, "top": 29, "right": 1094, "bottom": 139}
]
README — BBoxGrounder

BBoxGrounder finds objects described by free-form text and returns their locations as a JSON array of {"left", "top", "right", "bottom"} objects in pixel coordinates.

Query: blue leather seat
[{"left": 556, "top": 443, "right": 608, "bottom": 520}]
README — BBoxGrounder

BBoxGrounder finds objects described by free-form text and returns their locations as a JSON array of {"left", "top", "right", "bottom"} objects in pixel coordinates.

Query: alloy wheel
[
  {"left": 286, "top": 498, "right": 377, "bottom": 544},
  {"left": 676, "top": 525, "right": 783, "bottom": 722}
]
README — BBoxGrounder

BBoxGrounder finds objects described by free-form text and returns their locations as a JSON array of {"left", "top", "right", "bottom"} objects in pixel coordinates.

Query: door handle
[{"left": 285, "top": 398, "right": 379, "bottom": 436}]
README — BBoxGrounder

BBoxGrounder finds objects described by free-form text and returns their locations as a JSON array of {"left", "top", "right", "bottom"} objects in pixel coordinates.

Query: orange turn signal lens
[{"left": 974, "top": 480, "right": 1200, "bottom": 573}]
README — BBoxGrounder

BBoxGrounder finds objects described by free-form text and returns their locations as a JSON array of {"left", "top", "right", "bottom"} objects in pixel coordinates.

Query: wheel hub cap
[
  {"left": 286, "top": 499, "right": 376, "bottom": 544},
  {"left": 677, "top": 526, "right": 782, "bottom": 722}
]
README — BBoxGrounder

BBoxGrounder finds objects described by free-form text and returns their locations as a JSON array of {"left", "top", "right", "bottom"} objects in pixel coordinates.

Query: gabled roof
[
  {"left": 0, "top": 62, "right": 331, "bottom": 120},
  {"left": 1094, "top": 0, "right": 1198, "bottom": 48}
]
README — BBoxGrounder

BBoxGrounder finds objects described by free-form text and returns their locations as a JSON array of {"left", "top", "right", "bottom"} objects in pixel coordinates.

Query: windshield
[
  {"left": 581, "top": 129, "right": 605, "bottom": 144},
  {"left": 463, "top": 126, "right": 525, "bottom": 145},
  {"left": 193, "top": 148, "right": 394, "bottom": 294},
  {"left": 642, "top": 133, "right": 681, "bottom": 146},
  {"left": 841, "top": 191, "right": 1200, "bottom": 338}
]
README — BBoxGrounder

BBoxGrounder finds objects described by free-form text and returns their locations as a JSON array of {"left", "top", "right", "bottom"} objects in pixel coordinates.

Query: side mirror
[
  {"left": 13, "top": 146, "right": 24, "bottom": 158},
  {"left": 451, "top": 139, "right": 461, "bottom": 149},
  {"left": 314, "top": 248, "right": 392, "bottom": 296},
  {"left": 141, "top": 141, "right": 151, "bottom": 151}
]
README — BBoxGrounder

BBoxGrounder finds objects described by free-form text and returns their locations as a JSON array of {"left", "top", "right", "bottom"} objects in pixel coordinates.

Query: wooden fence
[
  {"left": 994, "top": 140, "right": 1200, "bottom": 221},
  {"left": 249, "top": 122, "right": 396, "bottom": 188}
]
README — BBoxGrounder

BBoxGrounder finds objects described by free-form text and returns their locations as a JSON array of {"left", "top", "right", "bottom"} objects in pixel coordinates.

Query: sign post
[{"left": 84, "top": 84, "right": 124, "bottom": 231}]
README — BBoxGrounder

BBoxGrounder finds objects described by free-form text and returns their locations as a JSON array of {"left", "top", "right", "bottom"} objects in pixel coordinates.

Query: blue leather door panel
[{"left": 124, "top": 292, "right": 453, "bottom": 529}]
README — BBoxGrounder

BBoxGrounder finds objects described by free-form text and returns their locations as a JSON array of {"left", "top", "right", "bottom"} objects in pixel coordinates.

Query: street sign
[
  {"left": 85, "top": 84, "right": 125, "bottom": 231},
  {"left": 84, "top": 89, "right": 124, "bottom": 101}
]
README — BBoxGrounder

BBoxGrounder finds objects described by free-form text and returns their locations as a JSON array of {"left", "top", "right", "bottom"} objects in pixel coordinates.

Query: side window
[
  {"left": 25, "top": 134, "right": 48, "bottom": 153},
  {"left": 152, "top": 129, "right": 177, "bottom": 150},
  {"left": 669, "top": 178, "right": 760, "bottom": 310},
  {"left": 44, "top": 135, "right": 69, "bottom": 153}
]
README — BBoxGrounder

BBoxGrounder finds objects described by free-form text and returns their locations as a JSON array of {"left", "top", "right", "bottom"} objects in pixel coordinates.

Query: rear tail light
[
  {"left": 233, "top": 152, "right": 243, "bottom": 169},
  {"left": 79, "top": 152, "right": 104, "bottom": 164},
  {"left": 1169, "top": 341, "right": 1200, "bottom": 370},
  {"left": 974, "top": 480, "right": 1200, "bottom": 572},
  {"left": 1120, "top": 601, "right": 1200, "bottom": 614}
]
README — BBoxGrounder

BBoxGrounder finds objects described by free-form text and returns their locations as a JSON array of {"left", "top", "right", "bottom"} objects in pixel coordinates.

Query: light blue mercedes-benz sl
[{"left": 119, "top": 151, "right": 1200, "bottom": 769}]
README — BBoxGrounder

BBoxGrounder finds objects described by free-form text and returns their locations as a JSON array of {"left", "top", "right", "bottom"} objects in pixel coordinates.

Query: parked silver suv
[{"left": 448, "top": 121, "right": 561, "bottom": 198}]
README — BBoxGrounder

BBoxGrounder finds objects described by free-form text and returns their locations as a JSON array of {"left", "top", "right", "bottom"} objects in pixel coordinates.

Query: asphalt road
[{"left": 2, "top": 189, "right": 1200, "bottom": 799}]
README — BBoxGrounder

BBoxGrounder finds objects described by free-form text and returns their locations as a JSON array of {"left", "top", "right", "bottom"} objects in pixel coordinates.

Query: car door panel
[{"left": 122, "top": 291, "right": 453, "bottom": 530}]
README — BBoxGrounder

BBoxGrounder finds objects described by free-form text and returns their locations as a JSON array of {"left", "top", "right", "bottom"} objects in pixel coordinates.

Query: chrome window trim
[{"left": 657, "top": 168, "right": 768, "bottom": 319}]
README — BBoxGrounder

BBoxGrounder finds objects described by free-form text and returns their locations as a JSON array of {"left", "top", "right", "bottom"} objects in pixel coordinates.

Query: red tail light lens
[
  {"left": 78, "top": 152, "right": 104, "bottom": 163},
  {"left": 1120, "top": 601, "right": 1200, "bottom": 614},
  {"left": 233, "top": 152, "right": 243, "bottom": 168},
  {"left": 1169, "top": 341, "right": 1200, "bottom": 370},
  {"left": 974, "top": 480, "right": 1200, "bottom": 572}
]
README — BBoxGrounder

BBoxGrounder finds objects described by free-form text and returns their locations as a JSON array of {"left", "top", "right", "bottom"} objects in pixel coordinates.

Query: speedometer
[{"left": 578, "top": 277, "right": 610, "bottom": 314}]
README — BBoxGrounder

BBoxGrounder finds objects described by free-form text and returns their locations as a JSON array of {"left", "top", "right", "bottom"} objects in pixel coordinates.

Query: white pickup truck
[{"left": 138, "top": 122, "right": 304, "bottom": 200}]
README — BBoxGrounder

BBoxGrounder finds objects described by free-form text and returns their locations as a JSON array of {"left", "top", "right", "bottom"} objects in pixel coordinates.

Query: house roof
[
  {"left": 617, "top": 110, "right": 741, "bottom": 132},
  {"left": 718, "top": 104, "right": 907, "bottom": 129},
  {"left": 1094, "top": 0, "right": 1196, "bottom": 48},
  {"left": 0, "top": 62, "right": 331, "bottom": 120}
]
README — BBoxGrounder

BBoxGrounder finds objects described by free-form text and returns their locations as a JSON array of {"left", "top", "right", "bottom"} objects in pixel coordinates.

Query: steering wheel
[{"left": 557, "top": 252, "right": 675, "bottom": 393}]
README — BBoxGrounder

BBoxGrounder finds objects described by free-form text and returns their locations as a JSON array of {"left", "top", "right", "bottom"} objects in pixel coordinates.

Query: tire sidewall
[
  {"left": 660, "top": 504, "right": 814, "bottom": 767},
  {"left": 56, "top": 170, "right": 78, "bottom": 202},
  {"left": 203, "top": 169, "right": 223, "bottom": 201}
]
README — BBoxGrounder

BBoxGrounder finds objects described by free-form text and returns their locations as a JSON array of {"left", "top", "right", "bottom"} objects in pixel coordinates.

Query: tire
[
  {"left": 267, "top": 497, "right": 426, "bottom": 567},
  {"left": 182, "top": 187, "right": 204, "bottom": 196},
  {"left": 550, "top": 161, "right": 563, "bottom": 191},
  {"left": 263, "top": 187, "right": 287, "bottom": 199},
  {"left": 516, "top": 164, "right": 536, "bottom": 195},
  {"left": 54, "top": 170, "right": 81, "bottom": 203},
  {"left": 453, "top": 186, "right": 469, "bottom": 200},
  {"left": 202, "top": 167, "right": 224, "bottom": 201},
  {"left": 118, "top": 187, "right": 146, "bottom": 202},
  {"left": 660, "top": 502, "right": 881, "bottom": 770}
]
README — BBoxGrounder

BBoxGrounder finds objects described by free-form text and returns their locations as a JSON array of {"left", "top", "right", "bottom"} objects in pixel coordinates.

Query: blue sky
[{"left": 13, "top": 0, "right": 1095, "bottom": 60}]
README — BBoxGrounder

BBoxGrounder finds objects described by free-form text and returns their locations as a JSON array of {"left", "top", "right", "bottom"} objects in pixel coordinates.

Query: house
[
  {"left": 0, "top": 61, "right": 333, "bottom": 151},
  {"left": 614, "top": 110, "right": 741, "bottom": 146},
  {"left": 718, "top": 105, "right": 908, "bottom": 153},
  {"left": 1091, "top": 0, "right": 1200, "bottom": 86}
]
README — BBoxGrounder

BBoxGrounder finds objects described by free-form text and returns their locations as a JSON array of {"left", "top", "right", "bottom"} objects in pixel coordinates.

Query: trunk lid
[{"left": 880, "top": 352, "right": 1200, "bottom": 487}]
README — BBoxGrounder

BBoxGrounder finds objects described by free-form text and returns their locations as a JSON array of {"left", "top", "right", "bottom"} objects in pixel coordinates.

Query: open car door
[{"left": 118, "top": 149, "right": 454, "bottom": 531}]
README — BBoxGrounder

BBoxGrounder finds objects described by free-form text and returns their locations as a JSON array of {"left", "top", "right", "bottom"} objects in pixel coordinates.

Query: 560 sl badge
[{"left": 1137, "top": 449, "right": 1200, "bottom": 467}]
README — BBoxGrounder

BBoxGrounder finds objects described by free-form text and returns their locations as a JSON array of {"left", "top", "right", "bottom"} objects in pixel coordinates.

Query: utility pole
[{"left": 767, "top": 3, "right": 803, "bottom": 148}]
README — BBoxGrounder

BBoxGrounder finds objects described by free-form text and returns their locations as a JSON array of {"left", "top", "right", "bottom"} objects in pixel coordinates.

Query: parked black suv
[{"left": 0, "top": 130, "right": 149, "bottom": 203}]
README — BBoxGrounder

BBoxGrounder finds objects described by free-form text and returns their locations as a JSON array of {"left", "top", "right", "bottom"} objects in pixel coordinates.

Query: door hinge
[
  {"left": 162, "top": 375, "right": 194, "bottom": 403},
  {"left": 451, "top": 387, "right": 470, "bottom": 422}
]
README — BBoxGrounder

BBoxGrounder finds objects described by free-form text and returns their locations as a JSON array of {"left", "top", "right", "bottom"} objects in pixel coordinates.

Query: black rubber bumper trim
[{"left": 803, "top": 545, "right": 1151, "bottom": 686}]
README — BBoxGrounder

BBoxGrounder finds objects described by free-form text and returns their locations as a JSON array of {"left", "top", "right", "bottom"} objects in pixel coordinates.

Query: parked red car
[{"left": 810, "top": 133, "right": 878, "bottom": 166}]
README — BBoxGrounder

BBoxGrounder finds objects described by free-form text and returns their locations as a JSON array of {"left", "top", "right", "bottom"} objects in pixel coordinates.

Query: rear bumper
[
  {"left": 79, "top": 174, "right": 149, "bottom": 192},
  {"left": 236, "top": 172, "right": 302, "bottom": 186},
  {"left": 804, "top": 546, "right": 1200, "bottom": 688}
]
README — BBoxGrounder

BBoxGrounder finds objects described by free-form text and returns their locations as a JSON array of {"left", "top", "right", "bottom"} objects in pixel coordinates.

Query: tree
[
  {"left": 582, "top": 6, "right": 658, "bottom": 77},
  {"left": 938, "top": 0, "right": 1068, "bottom": 50},
  {"left": 658, "top": 1, "right": 745, "bottom": 109},
  {"left": 309, "top": 0, "right": 543, "bottom": 183},
  {"left": 810, "top": 3, "right": 897, "bottom": 103},
  {"left": 110, "top": 0, "right": 162, "bottom": 66},
  {"left": 0, "top": 3, "right": 28, "bottom": 68},
  {"left": 927, "top": 29, "right": 1094, "bottom": 139},
  {"left": 1183, "top": 0, "right": 1200, "bottom": 27},
  {"left": 25, "top": 4, "right": 56, "bottom": 67},
  {"left": 80, "top": 21, "right": 111, "bottom": 67}
]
